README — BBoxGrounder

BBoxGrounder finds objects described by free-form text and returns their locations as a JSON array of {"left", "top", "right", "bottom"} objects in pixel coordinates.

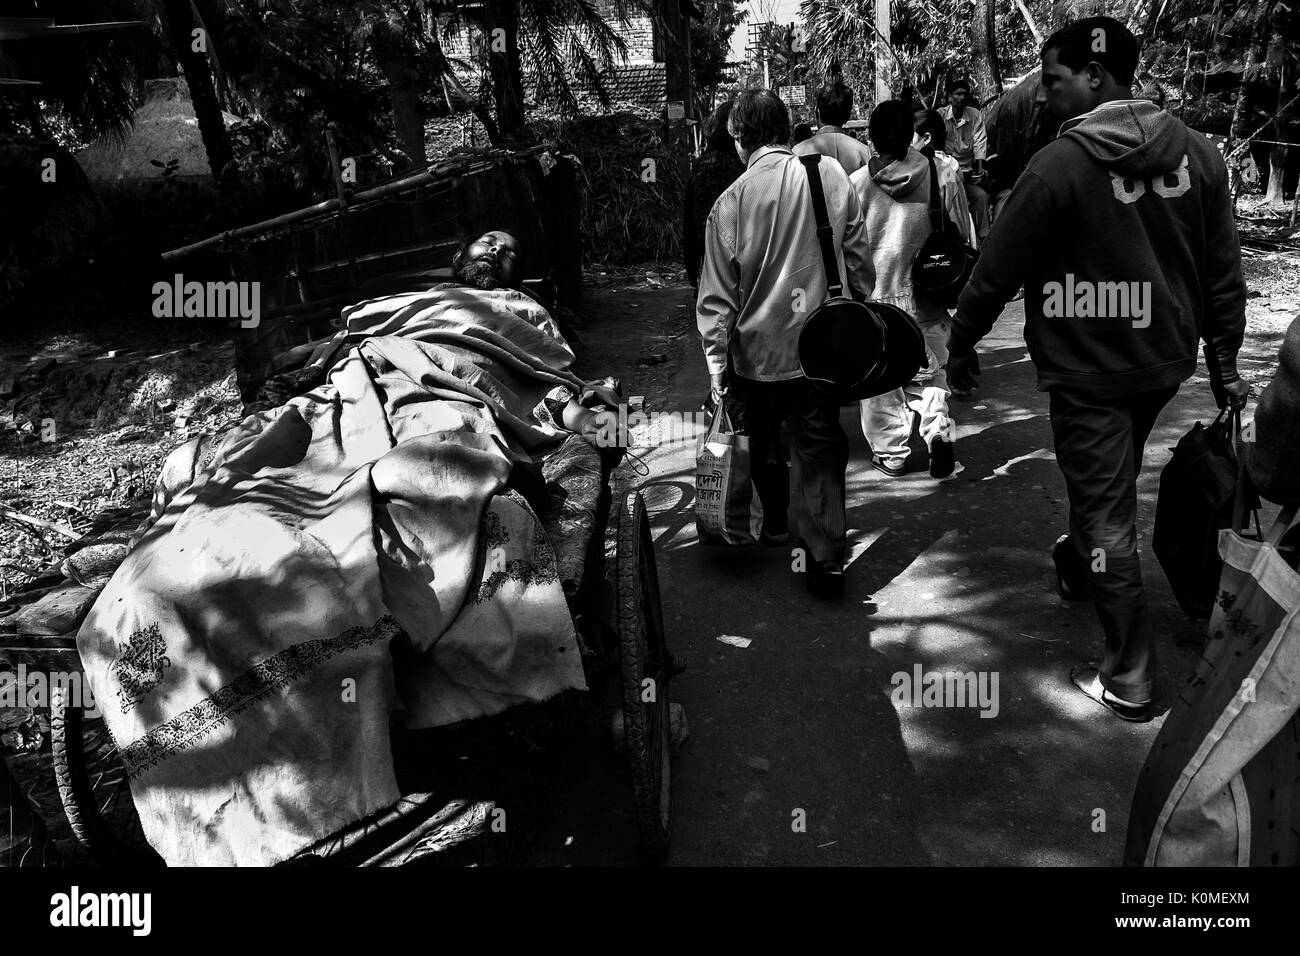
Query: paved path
[{"left": 611, "top": 292, "right": 1279, "bottom": 866}]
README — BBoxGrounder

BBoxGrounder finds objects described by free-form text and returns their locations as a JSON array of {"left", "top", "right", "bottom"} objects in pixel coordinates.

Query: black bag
[
  {"left": 912, "top": 155, "right": 978, "bottom": 309},
  {"left": 796, "top": 155, "right": 925, "bottom": 401},
  {"left": 1152, "top": 406, "right": 1259, "bottom": 619}
]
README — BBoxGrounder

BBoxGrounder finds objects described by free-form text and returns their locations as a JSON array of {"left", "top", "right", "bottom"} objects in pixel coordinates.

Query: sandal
[{"left": 1069, "top": 664, "right": 1153, "bottom": 723}]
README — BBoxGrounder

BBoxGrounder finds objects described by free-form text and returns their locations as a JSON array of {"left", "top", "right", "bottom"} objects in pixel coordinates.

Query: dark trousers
[
  {"left": 732, "top": 375, "right": 849, "bottom": 564},
  {"left": 1049, "top": 386, "right": 1178, "bottom": 702},
  {"left": 964, "top": 176, "right": 991, "bottom": 241}
]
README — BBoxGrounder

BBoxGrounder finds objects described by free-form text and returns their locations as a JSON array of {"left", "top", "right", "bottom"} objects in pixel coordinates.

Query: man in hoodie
[
  {"left": 851, "top": 101, "right": 958, "bottom": 479},
  {"left": 948, "top": 17, "right": 1249, "bottom": 721}
]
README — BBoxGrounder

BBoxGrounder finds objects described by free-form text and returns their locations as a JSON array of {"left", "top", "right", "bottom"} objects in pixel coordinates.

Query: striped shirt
[{"left": 697, "top": 145, "right": 873, "bottom": 381}]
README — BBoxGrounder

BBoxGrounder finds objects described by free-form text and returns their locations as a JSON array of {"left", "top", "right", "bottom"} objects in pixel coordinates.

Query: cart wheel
[
  {"left": 50, "top": 687, "right": 162, "bottom": 867},
  {"left": 616, "top": 490, "right": 673, "bottom": 858}
]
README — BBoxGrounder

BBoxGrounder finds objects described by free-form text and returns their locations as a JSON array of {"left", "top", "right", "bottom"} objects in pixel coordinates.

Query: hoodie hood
[
  {"left": 870, "top": 147, "right": 930, "bottom": 200},
  {"left": 1058, "top": 100, "right": 1188, "bottom": 178}
]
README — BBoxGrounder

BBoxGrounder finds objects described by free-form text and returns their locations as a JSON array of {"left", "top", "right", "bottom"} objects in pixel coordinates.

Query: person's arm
[
  {"left": 951, "top": 169, "right": 1054, "bottom": 353},
  {"left": 840, "top": 169, "right": 875, "bottom": 301},
  {"left": 1200, "top": 157, "right": 1248, "bottom": 405},
  {"left": 940, "top": 162, "right": 975, "bottom": 246},
  {"left": 971, "top": 107, "right": 988, "bottom": 167},
  {"left": 1246, "top": 313, "right": 1300, "bottom": 503},
  {"left": 697, "top": 200, "right": 741, "bottom": 396}
]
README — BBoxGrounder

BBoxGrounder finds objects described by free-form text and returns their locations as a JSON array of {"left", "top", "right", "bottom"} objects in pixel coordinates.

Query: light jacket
[{"left": 698, "top": 145, "right": 873, "bottom": 381}]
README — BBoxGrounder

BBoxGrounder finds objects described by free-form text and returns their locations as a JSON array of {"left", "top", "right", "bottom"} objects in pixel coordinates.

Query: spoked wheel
[{"left": 616, "top": 490, "right": 674, "bottom": 859}]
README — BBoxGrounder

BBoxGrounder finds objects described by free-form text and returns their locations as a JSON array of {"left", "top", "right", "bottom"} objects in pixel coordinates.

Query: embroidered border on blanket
[
  {"left": 474, "top": 493, "right": 559, "bottom": 605},
  {"left": 118, "top": 615, "right": 402, "bottom": 779}
]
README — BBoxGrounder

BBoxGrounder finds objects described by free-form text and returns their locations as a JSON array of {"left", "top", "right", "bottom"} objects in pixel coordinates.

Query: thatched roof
[{"left": 75, "top": 77, "right": 239, "bottom": 186}]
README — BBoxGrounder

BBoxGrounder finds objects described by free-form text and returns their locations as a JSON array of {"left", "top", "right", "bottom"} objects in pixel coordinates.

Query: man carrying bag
[
  {"left": 695, "top": 89, "right": 873, "bottom": 597},
  {"left": 947, "top": 18, "right": 1249, "bottom": 720}
]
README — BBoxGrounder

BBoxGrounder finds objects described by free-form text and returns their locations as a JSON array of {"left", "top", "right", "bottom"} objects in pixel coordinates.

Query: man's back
[
  {"left": 955, "top": 100, "right": 1245, "bottom": 397},
  {"left": 849, "top": 149, "right": 933, "bottom": 309},
  {"left": 794, "top": 126, "right": 874, "bottom": 177},
  {"left": 697, "top": 146, "right": 871, "bottom": 382}
]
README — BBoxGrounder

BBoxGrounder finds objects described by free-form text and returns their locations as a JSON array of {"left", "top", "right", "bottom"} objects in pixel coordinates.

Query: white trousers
[{"left": 860, "top": 316, "right": 955, "bottom": 466}]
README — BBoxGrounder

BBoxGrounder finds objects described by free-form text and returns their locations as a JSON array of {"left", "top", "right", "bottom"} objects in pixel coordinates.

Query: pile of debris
[{"left": 0, "top": 340, "right": 241, "bottom": 593}]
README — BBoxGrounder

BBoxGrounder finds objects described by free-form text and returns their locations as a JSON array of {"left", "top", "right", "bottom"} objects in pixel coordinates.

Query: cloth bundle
[{"left": 77, "top": 284, "right": 590, "bottom": 865}]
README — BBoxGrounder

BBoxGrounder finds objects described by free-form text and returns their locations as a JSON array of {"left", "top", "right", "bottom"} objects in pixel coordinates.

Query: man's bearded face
[
  {"left": 455, "top": 254, "right": 503, "bottom": 290},
  {"left": 453, "top": 231, "right": 521, "bottom": 290}
]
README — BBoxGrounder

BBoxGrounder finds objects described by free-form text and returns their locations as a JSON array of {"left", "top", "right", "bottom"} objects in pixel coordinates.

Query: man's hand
[
  {"left": 578, "top": 408, "right": 619, "bottom": 448},
  {"left": 946, "top": 344, "right": 981, "bottom": 397},
  {"left": 704, "top": 371, "right": 726, "bottom": 413},
  {"left": 1220, "top": 378, "right": 1250, "bottom": 411}
]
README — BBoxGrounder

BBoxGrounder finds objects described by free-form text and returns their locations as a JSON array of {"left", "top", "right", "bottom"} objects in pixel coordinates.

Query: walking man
[
  {"left": 851, "top": 101, "right": 958, "bottom": 479},
  {"left": 698, "top": 89, "right": 873, "bottom": 597},
  {"left": 794, "top": 82, "right": 874, "bottom": 176},
  {"left": 948, "top": 17, "right": 1248, "bottom": 721},
  {"left": 938, "top": 79, "right": 991, "bottom": 242}
]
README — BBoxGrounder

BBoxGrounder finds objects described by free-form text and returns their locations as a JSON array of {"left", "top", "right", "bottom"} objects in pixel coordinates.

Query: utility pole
[{"left": 874, "top": 0, "right": 891, "bottom": 107}]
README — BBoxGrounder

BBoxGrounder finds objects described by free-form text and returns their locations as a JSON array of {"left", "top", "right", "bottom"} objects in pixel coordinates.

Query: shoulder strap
[
  {"left": 799, "top": 155, "right": 844, "bottom": 299},
  {"left": 925, "top": 154, "right": 947, "bottom": 234}
]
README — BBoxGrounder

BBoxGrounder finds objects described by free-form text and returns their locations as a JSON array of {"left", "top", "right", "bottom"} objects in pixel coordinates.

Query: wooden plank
[
  {"left": 0, "top": 503, "right": 82, "bottom": 541},
  {"left": 3, "top": 584, "right": 99, "bottom": 637}
]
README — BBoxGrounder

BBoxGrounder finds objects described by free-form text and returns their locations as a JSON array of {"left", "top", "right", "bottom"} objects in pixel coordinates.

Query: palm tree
[
  {"left": 444, "top": 0, "right": 632, "bottom": 142},
  {"left": 0, "top": 0, "right": 148, "bottom": 140},
  {"left": 157, "top": 0, "right": 236, "bottom": 189}
]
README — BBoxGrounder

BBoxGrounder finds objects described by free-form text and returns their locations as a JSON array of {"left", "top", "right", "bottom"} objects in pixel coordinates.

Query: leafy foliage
[{"left": 691, "top": 0, "right": 747, "bottom": 109}]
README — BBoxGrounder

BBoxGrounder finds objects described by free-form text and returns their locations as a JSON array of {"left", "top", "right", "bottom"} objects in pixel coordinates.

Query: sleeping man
[{"left": 77, "top": 232, "right": 617, "bottom": 865}]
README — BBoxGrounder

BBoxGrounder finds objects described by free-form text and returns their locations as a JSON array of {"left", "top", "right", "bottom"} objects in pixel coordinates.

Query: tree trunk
[
  {"left": 1266, "top": 145, "right": 1288, "bottom": 203},
  {"left": 371, "top": 16, "right": 427, "bottom": 169},
  {"left": 483, "top": 0, "right": 528, "bottom": 142},
  {"left": 1266, "top": 52, "right": 1289, "bottom": 205},
  {"left": 1228, "top": 35, "right": 1262, "bottom": 153},
  {"left": 970, "top": 0, "right": 1002, "bottom": 102},
  {"left": 1013, "top": 0, "right": 1043, "bottom": 45},
  {"left": 161, "top": 0, "right": 235, "bottom": 192}
]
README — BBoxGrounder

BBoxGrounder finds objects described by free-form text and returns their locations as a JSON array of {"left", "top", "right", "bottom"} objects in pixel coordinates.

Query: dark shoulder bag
[
  {"left": 796, "top": 155, "right": 925, "bottom": 401},
  {"left": 912, "top": 155, "right": 979, "bottom": 310}
]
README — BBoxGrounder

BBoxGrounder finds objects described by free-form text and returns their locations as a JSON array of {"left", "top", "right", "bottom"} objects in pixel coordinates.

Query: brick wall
[
  {"left": 440, "top": 6, "right": 657, "bottom": 67},
  {"left": 592, "top": 0, "right": 656, "bottom": 64}
]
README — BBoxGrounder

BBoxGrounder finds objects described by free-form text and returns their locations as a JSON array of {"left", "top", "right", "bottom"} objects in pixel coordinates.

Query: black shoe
[
  {"left": 928, "top": 437, "right": 955, "bottom": 479},
  {"left": 871, "top": 456, "right": 907, "bottom": 478},
  {"left": 760, "top": 526, "right": 789, "bottom": 546},
  {"left": 806, "top": 559, "right": 845, "bottom": 598},
  {"left": 1051, "top": 534, "right": 1090, "bottom": 601}
]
